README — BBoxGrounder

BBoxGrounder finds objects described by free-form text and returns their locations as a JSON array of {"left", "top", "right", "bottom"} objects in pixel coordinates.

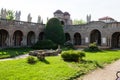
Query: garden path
[
  {"left": 0, "top": 54, "right": 29, "bottom": 61},
  {"left": 78, "top": 59, "right": 120, "bottom": 80}
]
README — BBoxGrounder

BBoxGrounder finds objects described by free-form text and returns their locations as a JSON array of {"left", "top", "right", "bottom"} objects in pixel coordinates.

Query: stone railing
[{"left": 0, "top": 18, "right": 44, "bottom": 27}]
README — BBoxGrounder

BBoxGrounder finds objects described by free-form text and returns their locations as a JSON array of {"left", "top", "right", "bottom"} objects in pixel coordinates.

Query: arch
[
  {"left": 27, "top": 31, "right": 35, "bottom": 46},
  {"left": 90, "top": 29, "right": 101, "bottom": 45},
  {"left": 74, "top": 33, "right": 81, "bottom": 45},
  {"left": 65, "top": 33, "right": 71, "bottom": 42},
  {"left": 39, "top": 32, "right": 44, "bottom": 41},
  {"left": 0, "top": 29, "right": 9, "bottom": 47},
  {"left": 13, "top": 30, "right": 23, "bottom": 46},
  {"left": 61, "top": 21, "right": 64, "bottom": 25},
  {"left": 111, "top": 32, "right": 120, "bottom": 48}
]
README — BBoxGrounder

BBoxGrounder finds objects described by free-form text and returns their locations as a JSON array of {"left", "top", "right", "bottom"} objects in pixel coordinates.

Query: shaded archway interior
[
  {"left": 65, "top": 33, "right": 71, "bottom": 42},
  {"left": 0, "top": 29, "right": 9, "bottom": 47},
  {"left": 74, "top": 33, "right": 81, "bottom": 45},
  {"left": 112, "top": 32, "right": 120, "bottom": 48},
  {"left": 13, "top": 30, "right": 23, "bottom": 46},
  {"left": 39, "top": 32, "right": 44, "bottom": 41},
  {"left": 90, "top": 29, "right": 101, "bottom": 45},
  {"left": 27, "top": 31, "right": 35, "bottom": 46}
]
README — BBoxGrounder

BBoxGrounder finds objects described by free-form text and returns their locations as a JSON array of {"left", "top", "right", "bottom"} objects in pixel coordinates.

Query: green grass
[
  {"left": 0, "top": 56, "right": 78, "bottom": 80},
  {"left": 0, "top": 49, "right": 120, "bottom": 80},
  {"left": 0, "top": 47, "right": 33, "bottom": 59},
  {"left": 85, "top": 50, "right": 120, "bottom": 65}
]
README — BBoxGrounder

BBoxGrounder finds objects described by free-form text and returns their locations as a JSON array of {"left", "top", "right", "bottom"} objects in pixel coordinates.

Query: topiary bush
[
  {"left": 84, "top": 42, "right": 100, "bottom": 52},
  {"left": 32, "top": 39, "right": 57, "bottom": 49},
  {"left": 64, "top": 41, "right": 74, "bottom": 49},
  {"left": 61, "top": 50, "right": 85, "bottom": 62},
  {"left": 27, "top": 56, "right": 37, "bottom": 64}
]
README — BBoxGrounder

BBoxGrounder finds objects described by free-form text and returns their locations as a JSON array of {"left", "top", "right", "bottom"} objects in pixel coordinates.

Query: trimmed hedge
[
  {"left": 61, "top": 50, "right": 85, "bottom": 62},
  {"left": 32, "top": 39, "right": 57, "bottom": 49},
  {"left": 84, "top": 42, "right": 100, "bottom": 52},
  {"left": 27, "top": 56, "right": 37, "bottom": 64}
]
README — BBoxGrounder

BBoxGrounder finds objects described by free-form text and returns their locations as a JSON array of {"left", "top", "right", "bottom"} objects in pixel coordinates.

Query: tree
[
  {"left": 6, "top": 10, "right": 15, "bottom": 20},
  {"left": 45, "top": 18, "right": 65, "bottom": 45},
  {"left": 73, "top": 19, "right": 86, "bottom": 25}
]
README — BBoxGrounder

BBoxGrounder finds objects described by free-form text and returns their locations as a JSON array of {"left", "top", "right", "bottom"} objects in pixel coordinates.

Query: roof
[
  {"left": 64, "top": 12, "right": 70, "bottom": 16},
  {"left": 99, "top": 16, "right": 114, "bottom": 20},
  {"left": 54, "top": 10, "right": 63, "bottom": 14}
]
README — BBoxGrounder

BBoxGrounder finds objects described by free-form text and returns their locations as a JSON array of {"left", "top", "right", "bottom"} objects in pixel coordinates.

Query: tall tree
[
  {"left": 73, "top": 19, "right": 86, "bottom": 25},
  {"left": 45, "top": 18, "right": 65, "bottom": 45},
  {"left": 6, "top": 10, "right": 15, "bottom": 20}
]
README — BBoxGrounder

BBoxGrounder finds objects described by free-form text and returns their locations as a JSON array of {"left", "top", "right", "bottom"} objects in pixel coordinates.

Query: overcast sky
[{"left": 0, "top": 0, "right": 120, "bottom": 23}]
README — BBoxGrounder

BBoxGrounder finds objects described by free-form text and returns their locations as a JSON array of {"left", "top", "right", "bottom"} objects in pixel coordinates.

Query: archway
[
  {"left": 39, "top": 32, "right": 44, "bottom": 41},
  {"left": 27, "top": 31, "right": 35, "bottom": 46},
  {"left": 90, "top": 29, "right": 101, "bottom": 45},
  {"left": 74, "top": 33, "right": 81, "bottom": 45},
  {"left": 13, "top": 30, "right": 23, "bottom": 46},
  {"left": 61, "top": 21, "right": 64, "bottom": 25},
  {"left": 111, "top": 32, "right": 120, "bottom": 48},
  {"left": 0, "top": 29, "right": 9, "bottom": 47},
  {"left": 65, "top": 33, "right": 71, "bottom": 42}
]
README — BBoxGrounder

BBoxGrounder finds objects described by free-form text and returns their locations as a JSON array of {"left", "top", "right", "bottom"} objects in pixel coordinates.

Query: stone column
[{"left": 70, "top": 34, "right": 74, "bottom": 45}]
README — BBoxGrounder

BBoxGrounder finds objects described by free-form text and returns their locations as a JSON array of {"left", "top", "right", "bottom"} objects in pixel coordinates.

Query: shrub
[
  {"left": 32, "top": 39, "right": 57, "bottom": 49},
  {"left": 64, "top": 41, "right": 74, "bottom": 49},
  {"left": 27, "top": 56, "right": 37, "bottom": 64},
  {"left": 84, "top": 42, "right": 100, "bottom": 52},
  {"left": 61, "top": 50, "right": 85, "bottom": 62},
  {"left": 45, "top": 18, "right": 65, "bottom": 45}
]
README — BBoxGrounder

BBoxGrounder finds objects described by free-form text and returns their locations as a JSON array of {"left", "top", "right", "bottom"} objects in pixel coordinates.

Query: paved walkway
[
  {"left": 78, "top": 59, "right": 120, "bottom": 80},
  {"left": 0, "top": 54, "right": 29, "bottom": 61}
]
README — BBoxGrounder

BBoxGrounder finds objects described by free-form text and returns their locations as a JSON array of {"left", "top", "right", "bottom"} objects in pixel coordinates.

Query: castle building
[{"left": 0, "top": 9, "right": 120, "bottom": 49}]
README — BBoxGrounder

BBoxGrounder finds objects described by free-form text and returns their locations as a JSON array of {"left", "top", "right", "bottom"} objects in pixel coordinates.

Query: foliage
[
  {"left": 0, "top": 56, "right": 78, "bottom": 80},
  {"left": 45, "top": 18, "right": 65, "bottom": 45},
  {"left": 0, "top": 47, "right": 32, "bottom": 59},
  {"left": 64, "top": 41, "right": 74, "bottom": 49},
  {"left": 84, "top": 42, "right": 100, "bottom": 52},
  {"left": 27, "top": 56, "right": 37, "bottom": 64},
  {"left": 32, "top": 39, "right": 57, "bottom": 49},
  {"left": 61, "top": 50, "right": 85, "bottom": 62},
  {"left": 73, "top": 19, "right": 86, "bottom": 25},
  {"left": 0, "top": 50, "right": 120, "bottom": 79},
  {"left": 6, "top": 10, "right": 15, "bottom": 20}
]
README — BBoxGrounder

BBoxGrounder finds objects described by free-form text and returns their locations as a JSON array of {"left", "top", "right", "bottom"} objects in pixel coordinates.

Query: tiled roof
[{"left": 99, "top": 16, "right": 114, "bottom": 20}]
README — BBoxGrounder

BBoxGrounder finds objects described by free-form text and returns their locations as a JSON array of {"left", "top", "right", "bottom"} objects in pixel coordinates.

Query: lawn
[
  {"left": 0, "top": 47, "right": 33, "bottom": 59},
  {"left": 0, "top": 50, "right": 120, "bottom": 80}
]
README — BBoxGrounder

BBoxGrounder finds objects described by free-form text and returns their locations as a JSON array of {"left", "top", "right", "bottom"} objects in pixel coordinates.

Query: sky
[{"left": 0, "top": 0, "right": 120, "bottom": 23}]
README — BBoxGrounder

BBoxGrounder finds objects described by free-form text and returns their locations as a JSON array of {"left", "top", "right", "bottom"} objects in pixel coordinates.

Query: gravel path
[
  {"left": 0, "top": 54, "right": 29, "bottom": 61},
  {"left": 78, "top": 59, "right": 120, "bottom": 80}
]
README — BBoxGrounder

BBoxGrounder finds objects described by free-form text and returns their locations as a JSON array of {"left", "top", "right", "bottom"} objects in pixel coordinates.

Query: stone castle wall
[{"left": 0, "top": 19, "right": 120, "bottom": 48}]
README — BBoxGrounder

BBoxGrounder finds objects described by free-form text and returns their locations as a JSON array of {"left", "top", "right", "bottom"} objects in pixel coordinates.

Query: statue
[
  {"left": 15, "top": 11, "right": 21, "bottom": 21},
  {"left": 27, "top": 13, "right": 32, "bottom": 22},
  {"left": 87, "top": 14, "right": 91, "bottom": 23},
  {"left": 1, "top": 8, "right": 7, "bottom": 19},
  {"left": 37, "top": 15, "right": 41, "bottom": 23},
  {"left": 3, "top": 9, "right": 7, "bottom": 19},
  {"left": 1, "top": 8, "right": 4, "bottom": 18}
]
